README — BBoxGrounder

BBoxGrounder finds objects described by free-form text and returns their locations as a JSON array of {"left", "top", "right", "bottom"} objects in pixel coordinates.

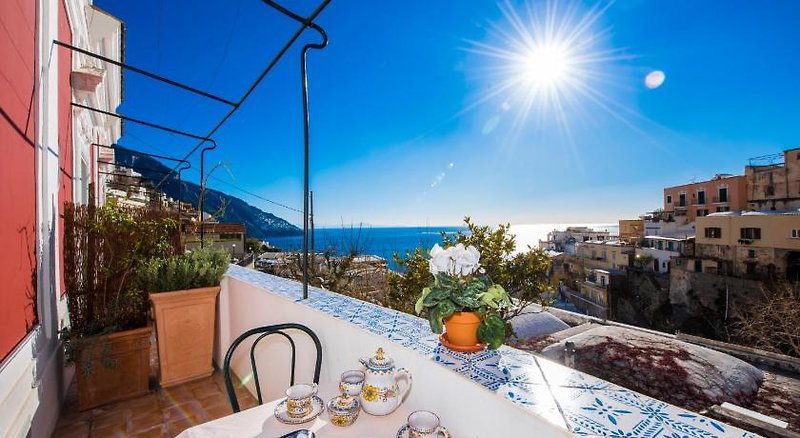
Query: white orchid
[{"left": 428, "top": 243, "right": 481, "bottom": 277}]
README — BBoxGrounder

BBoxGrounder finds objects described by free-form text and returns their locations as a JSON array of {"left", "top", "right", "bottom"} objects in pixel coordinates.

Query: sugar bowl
[{"left": 327, "top": 392, "right": 360, "bottom": 427}]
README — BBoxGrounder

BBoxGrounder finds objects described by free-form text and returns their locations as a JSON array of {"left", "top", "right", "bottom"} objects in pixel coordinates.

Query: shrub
[{"left": 138, "top": 248, "right": 230, "bottom": 293}]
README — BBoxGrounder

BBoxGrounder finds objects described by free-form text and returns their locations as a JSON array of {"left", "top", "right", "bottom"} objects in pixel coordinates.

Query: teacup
[
  {"left": 407, "top": 410, "right": 450, "bottom": 437},
  {"left": 285, "top": 383, "right": 318, "bottom": 418},
  {"left": 339, "top": 370, "right": 365, "bottom": 397}
]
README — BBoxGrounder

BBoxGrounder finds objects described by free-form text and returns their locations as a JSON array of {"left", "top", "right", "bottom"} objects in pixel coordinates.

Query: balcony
[
  {"left": 712, "top": 196, "right": 729, "bottom": 204},
  {"left": 207, "top": 266, "right": 752, "bottom": 436}
]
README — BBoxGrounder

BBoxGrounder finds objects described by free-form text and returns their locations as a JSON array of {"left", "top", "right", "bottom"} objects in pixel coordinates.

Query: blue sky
[{"left": 96, "top": 0, "right": 800, "bottom": 227}]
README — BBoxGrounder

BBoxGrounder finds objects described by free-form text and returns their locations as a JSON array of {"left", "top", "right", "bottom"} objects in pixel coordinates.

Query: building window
[
  {"left": 791, "top": 229, "right": 800, "bottom": 239},
  {"left": 705, "top": 227, "right": 722, "bottom": 238},
  {"left": 740, "top": 227, "right": 762, "bottom": 240},
  {"left": 697, "top": 190, "right": 705, "bottom": 205},
  {"left": 718, "top": 187, "right": 728, "bottom": 203},
  {"left": 679, "top": 193, "right": 686, "bottom": 207},
  {"left": 667, "top": 242, "right": 674, "bottom": 251},
  {"left": 716, "top": 206, "right": 730, "bottom": 212},
  {"left": 666, "top": 194, "right": 672, "bottom": 204},
  {"left": 697, "top": 209, "right": 708, "bottom": 217},
  {"left": 748, "top": 249, "right": 756, "bottom": 258}
]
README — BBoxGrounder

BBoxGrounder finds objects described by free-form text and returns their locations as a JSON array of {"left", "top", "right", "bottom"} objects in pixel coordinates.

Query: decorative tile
[
  {"left": 225, "top": 267, "right": 756, "bottom": 438},
  {"left": 497, "top": 384, "right": 566, "bottom": 428}
]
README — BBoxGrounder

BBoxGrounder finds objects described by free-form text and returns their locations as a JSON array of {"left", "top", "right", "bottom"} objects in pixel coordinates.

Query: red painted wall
[
  {"left": 0, "top": 0, "right": 38, "bottom": 361},
  {"left": 58, "top": 0, "right": 73, "bottom": 297}
]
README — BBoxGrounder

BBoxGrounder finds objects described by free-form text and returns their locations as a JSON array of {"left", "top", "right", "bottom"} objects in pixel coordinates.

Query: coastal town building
[
  {"left": 693, "top": 210, "right": 800, "bottom": 280},
  {"left": 538, "top": 226, "right": 612, "bottom": 254},
  {"left": 576, "top": 268, "right": 611, "bottom": 318},
  {"left": 663, "top": 174, "right": 747, "bottom": 223},
  {"left": 183, "top": 222, "right": 247, "bottom": 259},
  {"left": 0, "top": 1, "right": 124, "bottom": 435},
  {"left": 636, "top": 236, "right": 689, "bottom": 273},
  {"left": 618, "top": 219, "right": 645, "bottom": 243},
  {"left": 745, "top": 147, "right": 800, "bottom": 211},
  {"left": 574, "top": 240, "right": 634, "bottom": 271}
]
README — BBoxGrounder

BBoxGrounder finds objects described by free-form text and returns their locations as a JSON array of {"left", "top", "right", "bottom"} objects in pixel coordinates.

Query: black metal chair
[{"left": 223, "top": 323, "right": 322, "bottom": 412}]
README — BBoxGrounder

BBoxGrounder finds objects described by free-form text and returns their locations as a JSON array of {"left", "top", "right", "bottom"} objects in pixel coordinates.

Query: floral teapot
[{"left": 359, "top": 347, "right": 412, "bottom": 415}]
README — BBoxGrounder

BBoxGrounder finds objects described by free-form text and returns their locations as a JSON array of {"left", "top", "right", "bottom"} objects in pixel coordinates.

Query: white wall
[{"left": 216, "top": 275, "right": 572, "bottom": 438}]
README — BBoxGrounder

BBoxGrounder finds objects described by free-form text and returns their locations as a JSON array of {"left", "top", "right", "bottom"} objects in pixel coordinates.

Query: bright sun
[
  {"left": 521, "top": 44, "right": 570, "bottom": 87},
  {"left": 465, "top": 0, "right": 629, "bottom": 134}
]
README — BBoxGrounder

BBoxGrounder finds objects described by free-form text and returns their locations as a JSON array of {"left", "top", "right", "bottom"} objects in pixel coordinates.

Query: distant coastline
[{"left": 266, "top": 223, "right": 618, "bottom": 271}]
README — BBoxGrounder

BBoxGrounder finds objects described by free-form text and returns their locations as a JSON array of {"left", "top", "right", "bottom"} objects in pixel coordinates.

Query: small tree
[
  {"left": 388, "top": 217, "right": 551, "bottom": 321},
  {"left": 731, "top": 282, "right": 800, "bottom": 358}
]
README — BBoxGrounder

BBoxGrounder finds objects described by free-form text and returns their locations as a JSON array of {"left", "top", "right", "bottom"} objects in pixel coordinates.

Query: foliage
[
  {"left": 390, "top": 217, "right": 552, "bottom": 325},
  {"left": 731, "top": 282, "right": 800, "bottom": 358},
  {"left": 634, "top": 253, "right": 654, "bottom": 269},
  {"left": 246, "top": 237, "right": 269, "bottom": 254},
  {"left": 61, "top": 201, "right": 180, "bottom": 368},
  {"left": 138, "top": 248, "right": 230, "bottom": 294},
  {"left": 415, "top": 269, "right": 511, "bottom": 349}
]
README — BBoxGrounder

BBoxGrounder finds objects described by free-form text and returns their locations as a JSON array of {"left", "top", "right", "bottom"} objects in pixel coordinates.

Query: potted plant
[
  {"left": 141, "top": 248, "right": 229, "bottom": 387},
  {"left": 61, "top": 201, "right": 180, "bottom": 410},
  {"left": 415, "top": 243, "right": 511, "bottom": 350}
]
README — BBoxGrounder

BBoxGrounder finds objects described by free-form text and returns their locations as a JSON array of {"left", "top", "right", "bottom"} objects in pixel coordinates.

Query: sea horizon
[{"left": 267, "top": 222, "right": 619, "bottom": 270}]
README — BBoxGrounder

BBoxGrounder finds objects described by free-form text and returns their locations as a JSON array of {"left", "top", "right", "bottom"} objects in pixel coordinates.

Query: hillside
[{"left": 114, "top": 147, "right": 302, "bottom": 239}]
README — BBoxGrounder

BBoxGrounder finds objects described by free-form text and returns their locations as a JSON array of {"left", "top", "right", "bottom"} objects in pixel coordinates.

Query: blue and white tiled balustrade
[{"left": 226, "top": 265, "right": 757, "bottom": 438}]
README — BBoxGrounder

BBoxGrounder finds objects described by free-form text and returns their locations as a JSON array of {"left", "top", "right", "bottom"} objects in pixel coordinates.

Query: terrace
[{"left": 55, "top": 265, "right": 761, "bottom": 437}]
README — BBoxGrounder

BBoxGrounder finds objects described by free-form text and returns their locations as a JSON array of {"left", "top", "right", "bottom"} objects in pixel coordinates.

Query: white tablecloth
[{"left": 177, "top": 383, "right": 413, "bottom": 438}]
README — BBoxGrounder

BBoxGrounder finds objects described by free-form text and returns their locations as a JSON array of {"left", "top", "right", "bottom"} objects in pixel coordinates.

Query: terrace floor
[
  {"left": 53, "top": 335, "right": 257, "bottom": 438},
  {"left": 53, "top": 370, "right": 257, "bottom": 437}
]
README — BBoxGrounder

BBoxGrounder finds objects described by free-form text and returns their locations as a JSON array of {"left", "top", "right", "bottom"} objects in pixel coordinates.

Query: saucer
[
  {"left": 274, "top": 396, "right": 325, "bottom": 425},
  {"left": 439, "top": 333, "right": 486, "bottom": 353},
  {"left": 396, "top": 424, "right": 410, "bottom": 437}
]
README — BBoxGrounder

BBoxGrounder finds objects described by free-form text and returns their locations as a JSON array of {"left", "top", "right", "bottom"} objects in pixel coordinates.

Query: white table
[{"left": 178, "top": 383, "right": 413, "bottom": 438}]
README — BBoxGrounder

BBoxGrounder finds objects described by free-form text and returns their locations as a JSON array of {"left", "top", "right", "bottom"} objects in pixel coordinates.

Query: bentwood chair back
[{"left": 222, "top": 323, "right": 322, "bottom": 412}]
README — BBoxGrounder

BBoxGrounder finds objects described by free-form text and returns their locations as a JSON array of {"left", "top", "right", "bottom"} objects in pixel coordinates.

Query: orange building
[{"left": 663, "top": 174, "right": 747, "bottom": 223}]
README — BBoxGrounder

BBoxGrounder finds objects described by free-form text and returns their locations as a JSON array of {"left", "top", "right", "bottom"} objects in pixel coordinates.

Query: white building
[
  {"left": 539, "top": 226, "right": 612, "bottom": 255},
  {"left": 636, "top": 236, "right": 689, "bottom": 273}
]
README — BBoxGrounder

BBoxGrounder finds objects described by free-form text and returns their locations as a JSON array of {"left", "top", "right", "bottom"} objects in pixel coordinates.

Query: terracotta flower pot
[
  {"left": 150, "top": 286, "right": 220, "bottom": 387},
  {"left": 75, "top": 326, "right": 152, "bottom": 410},
  {"left": 443, "top": 311, "right": 482, "bottom": 346}
]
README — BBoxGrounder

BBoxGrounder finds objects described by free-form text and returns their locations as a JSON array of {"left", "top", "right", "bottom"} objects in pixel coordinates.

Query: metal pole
[
  {"left": 310, "top": 190, "right": 315, "bottom": 268},
  {"left": 262, "top": 0, "right": 329, "bottom": 300},
  {"left": 54, "top": 41, "right": 237, "bottom": 106},
  {"left": 199, "top": 141, "right": 218, "bottom": 248},
  {"left": 154, "top": 0, "right": 332, "bottom": 191}
]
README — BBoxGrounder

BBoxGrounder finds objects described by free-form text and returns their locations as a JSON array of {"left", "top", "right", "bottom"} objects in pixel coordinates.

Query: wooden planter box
[
  {"left": 75, "top": 326, "right": 152, "bottom": 410},
  {"left": 150, "top": 286, "right": 221, "bottom": 387}
]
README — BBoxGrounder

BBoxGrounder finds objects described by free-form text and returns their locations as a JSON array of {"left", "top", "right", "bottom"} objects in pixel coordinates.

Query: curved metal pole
[
  {"left": 199, "top": 140, "right": 218, "bottom": 248},
  {"left": 262, "top": 0, "right": 329, "bottom": 300},
  {"left": 176, "top": 161, "right": 191, "bottom": 208}
]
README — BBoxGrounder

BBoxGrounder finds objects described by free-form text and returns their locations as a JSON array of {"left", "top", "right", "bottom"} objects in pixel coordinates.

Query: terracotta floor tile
[
  {"left": 51, "top": 421, "right": 90, "bottom": 438},
  {"left": 56, "top": 370, "right": 260, "bottom": 437},
  {"left": 128, "top": 410, "right": 165, "bottom": 434},
  {"left": 91, "top": 423, "right": 128, "bottom": 438},
  {"left": 130, "top": 427, "right": 166, "bottom": 438}
]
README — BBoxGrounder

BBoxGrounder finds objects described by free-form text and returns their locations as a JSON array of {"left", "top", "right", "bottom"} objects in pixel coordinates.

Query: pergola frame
[{"left": 56, "top": 0, "right": 332, "bottom": 298}]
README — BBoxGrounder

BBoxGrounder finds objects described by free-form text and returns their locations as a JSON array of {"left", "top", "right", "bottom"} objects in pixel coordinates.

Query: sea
[{"left": 267, "top": 223, "right": 619, "bottom": 271}]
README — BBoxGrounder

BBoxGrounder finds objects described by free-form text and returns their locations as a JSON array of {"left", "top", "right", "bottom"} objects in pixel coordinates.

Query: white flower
[{"left": 428, "top": 243, "right": 481, "bottom": 277}]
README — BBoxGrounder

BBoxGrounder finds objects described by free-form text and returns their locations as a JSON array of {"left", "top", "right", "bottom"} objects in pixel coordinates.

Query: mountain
[{"left": 114, "top": 147, "right": 302, "bottom": 239}]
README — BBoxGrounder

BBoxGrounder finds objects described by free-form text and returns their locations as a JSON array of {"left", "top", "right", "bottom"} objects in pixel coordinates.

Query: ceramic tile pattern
[{"left": 226, "top": 265, "right": 759, "bottom": 437}]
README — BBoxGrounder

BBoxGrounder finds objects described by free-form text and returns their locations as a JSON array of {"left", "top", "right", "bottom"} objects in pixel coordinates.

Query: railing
[
  {"left": 217, "top": 266, "right": 754, "bottom": 437},
  {"left": 712, "top": 196, "right": 729, "bottom": 203}
]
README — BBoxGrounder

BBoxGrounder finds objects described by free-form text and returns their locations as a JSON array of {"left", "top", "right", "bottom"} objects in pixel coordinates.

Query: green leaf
[
  {"left": 436, "top": 300, "right": 456, "bottom": 320},
  {"left": 423, "top": 285, "right": 450, "bottom": 307},
  {"left": 415, "top": 287, "right": 431, "bottom": 314},
  {"left": 477, "top": 314, "right": 506, "bottom": 350},
  {"left": 428, "top": 306, "right": 444, "bottom": 334}
]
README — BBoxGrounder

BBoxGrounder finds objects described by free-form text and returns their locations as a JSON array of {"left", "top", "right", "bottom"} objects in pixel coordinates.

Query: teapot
[{"left": 359, "top": 347, "right": 412, "bottom": 416}]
